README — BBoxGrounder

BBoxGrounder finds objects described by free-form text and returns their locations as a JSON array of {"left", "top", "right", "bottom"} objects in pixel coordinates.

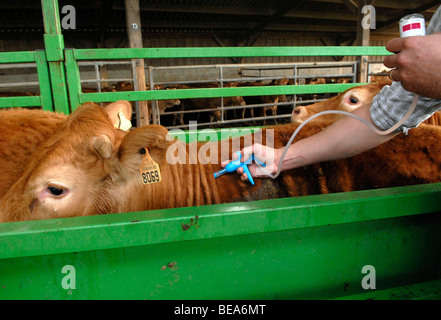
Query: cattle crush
[{"left": 0, "top": 0, "right": 440, "bottom": 300}]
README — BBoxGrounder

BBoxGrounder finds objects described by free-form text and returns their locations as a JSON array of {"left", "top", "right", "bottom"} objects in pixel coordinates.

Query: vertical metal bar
[
  {"left": 41, "top": 0, "right": 70, "bottom": 114},
  {"left": 148, "top": 66, "right": 159, "bottom": 125},
  {"left": 292, "top": 64, "right": 298, "bottom": 110},
  {"left": 64, "top": 50, "right": 82, "bottom": 111},
  {"left": 94, "top": 63, "right": 101, "bottom": 93},
  {"left": 219, "top": 66, "right": 224, "bottom": 122},
  {"left": 34, "top": 50, "right": 54, "bottom": 111}
]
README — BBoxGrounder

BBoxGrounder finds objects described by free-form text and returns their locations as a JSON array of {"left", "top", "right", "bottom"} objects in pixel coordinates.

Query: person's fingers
[
  {"left": 241, "top": 145, "right": 255, "bottom": 162},
  {"left": 383, "top": 54, "right": 398, "bottom": 69},
  {"left": 388, "top": 68, "right": 402, "bottom": 82},
  {"left": 385, "top": 37, "right": 403, "bottom": 54},
  {"left": 384, "top": 38, "right": 404, "bottom": 69}
]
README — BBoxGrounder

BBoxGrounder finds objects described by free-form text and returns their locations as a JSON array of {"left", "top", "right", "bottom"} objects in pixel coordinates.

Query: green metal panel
[
  {"left": 65, "top": 46, "right": 383, "bottom": 106},
  {"left": 79, "top": 83, "right": 359, "bottom": 103},
  {"left": 0, "top": 50, "right": 52, "bottom": 110},
  {"left": 0, "top": 184, "right": 440, "bottom": 299},
  {"left": 0, "top": 51, "right": 36, "bottom": 64},
  {"left": 0, "top": 96, "right": 42, "bottom": 109},
  {"left": 34, "top": 50, "right": 54, "bottom": 111},
  {"left": 41, "top": 0, "right": 69, "bottom": 114},
  {"left": 73, "top": 46, "right": 391, "bottom": 60},
  {"left": 64, "top": 49, "right": 82, "bottom": 111}
]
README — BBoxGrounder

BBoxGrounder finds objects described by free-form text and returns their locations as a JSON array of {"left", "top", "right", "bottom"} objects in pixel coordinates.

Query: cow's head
[
  {"left": 0, "top": 102, "right": 173, "bottom": 222},
  {"left": 291, "top": 81, "right": 390, "bottom": 124}
]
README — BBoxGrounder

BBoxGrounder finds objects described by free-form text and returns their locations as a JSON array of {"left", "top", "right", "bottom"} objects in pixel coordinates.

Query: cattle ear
[
  {"left": 104, "top": 100, "right": 133, "bottom": 131},
  {"left": 93, "top": 135, "right": 113, "bottom": 159},
  {"left": 110, "top": 125, "right": 171, "bottom": 181},
  {"left": 119, "top": 125, "right": 170, "bottom": 153}
]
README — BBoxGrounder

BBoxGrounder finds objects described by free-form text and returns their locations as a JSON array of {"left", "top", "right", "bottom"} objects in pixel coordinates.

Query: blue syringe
[{"left": 214, "top": 151, "right": 266, "bottom": 185}]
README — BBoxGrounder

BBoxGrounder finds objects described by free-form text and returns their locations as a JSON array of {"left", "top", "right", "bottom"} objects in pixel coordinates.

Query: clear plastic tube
[{"left": 256, "top": 93, "right": 419, "bottom": 180}]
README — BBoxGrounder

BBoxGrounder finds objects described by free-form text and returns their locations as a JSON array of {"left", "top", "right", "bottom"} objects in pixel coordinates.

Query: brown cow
[
  {"left": 169, "top": 83, "right": 245, "bottom": 125},
  {"left": 291, "top": 80, "right": 441, "bottom": 126},
  {"left": 2, "top": 101, "right": 441, "bottom": 222},
  {"left": 291, "top": 80, "right": 392, "bottom": 124},
  {"left": 0, "top": 101, "right": 132, "bottom": 201},
  {"left": 241, "top": 78, "right": 289, "bottom": 124}
]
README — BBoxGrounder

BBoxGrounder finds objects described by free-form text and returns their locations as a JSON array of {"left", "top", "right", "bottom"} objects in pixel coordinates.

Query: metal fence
[
  {"left": 64, "top": 46, "right": 390, "bottom": 128},
  {"left": 0, "top": 50, "right": 53, "bottom": 111}
]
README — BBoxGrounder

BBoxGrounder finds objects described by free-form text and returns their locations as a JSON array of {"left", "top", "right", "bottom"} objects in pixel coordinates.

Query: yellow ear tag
[{"left": 139, "top": 148, "right": 162, "bottom": 184}]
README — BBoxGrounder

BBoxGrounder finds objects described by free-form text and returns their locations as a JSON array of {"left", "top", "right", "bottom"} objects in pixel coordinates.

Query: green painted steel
[
  {"left": 79, "top": 83, "right": 359, "bottom": 103},
  {"left": 0, "top": 50, "right": 53, "bottom": 110},
  {"left": 34, "top": 50, "right": 54, "bottom": 111},
  {"left": 0, "top": 51, "right": 36, "bottom": 64},
  {"left": 0, "top": 183, "right": 440, "bottom": 299},
  {"left": 0, "top": 96, "right": 42, "bottom": 109},
  {"left": 64, "top": 49, "right": 82, "bottom": 110},
  {"left": 1, "top": 1, "right": 440, "bottom": 300},
  {"left": 73, "top": 46, "right": 391, "bottom": 60},
  {"left": 64, "top": 46, "right": 384, "bottom": 108},
  {"left": 41, "top": 0, "right": 70, "bottom": 114}
]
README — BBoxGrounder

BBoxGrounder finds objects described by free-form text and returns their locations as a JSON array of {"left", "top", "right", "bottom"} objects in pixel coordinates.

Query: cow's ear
[
  {"left": 114, "top": 125, "right": 172, "bottom": 178},
  {"left": 103, "top": 100, "right": 133, "bottom": 131},
  {"left": 93, "top": 135, "right": 113, "bottom": 159}
]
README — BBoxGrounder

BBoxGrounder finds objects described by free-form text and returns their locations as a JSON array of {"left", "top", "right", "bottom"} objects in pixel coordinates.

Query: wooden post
[
  {"left": 125, "top": 0, "right": 149, "bottom": 126},
  {"left": 356, "top": 0, "right": 371, "bottom": 83}
]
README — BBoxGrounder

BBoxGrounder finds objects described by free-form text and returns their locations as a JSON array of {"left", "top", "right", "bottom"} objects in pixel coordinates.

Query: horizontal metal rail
[
  {"left": 73, "top": 46, "right": 390, "bottom": 60},
  {"left": 80, "top": 83, "right": 357, "bottom": 103},
  {"left": 0, "top": 51, "right": 37, "bottom": 64},
  {"left": 1, "top": 182, "right": 440, "bottom": 260}
]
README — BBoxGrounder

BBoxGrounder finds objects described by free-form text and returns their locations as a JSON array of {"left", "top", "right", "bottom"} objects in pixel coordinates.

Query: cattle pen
[{"left": 1, "top": 0, "right": 441, "bottom": 301}]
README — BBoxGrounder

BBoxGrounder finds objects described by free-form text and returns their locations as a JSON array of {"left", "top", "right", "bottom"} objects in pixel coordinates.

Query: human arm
[{"left": 236, "top": 103, "right": 398, "bottom": 181}]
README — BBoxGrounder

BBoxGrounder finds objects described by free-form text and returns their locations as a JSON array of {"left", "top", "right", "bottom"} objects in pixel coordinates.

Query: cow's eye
[
  {"left": 47, "top": 186, "right": 66, "bottom": 197},
  {"left": 349, "top": 96, "right": 359, "bottom": 104}
]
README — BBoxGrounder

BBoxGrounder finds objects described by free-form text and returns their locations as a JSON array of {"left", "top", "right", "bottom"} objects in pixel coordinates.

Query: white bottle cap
[{"left": 399, "top": 14, "right": 426, "bottom": 37}]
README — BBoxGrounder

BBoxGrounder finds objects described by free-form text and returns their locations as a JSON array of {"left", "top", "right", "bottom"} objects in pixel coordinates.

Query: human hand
[
  {"left": 384, "top": 32, "right": 441, "bottom": 99},
  {"left": 221, "top": 143, "right": 281, "bottom": 182}
]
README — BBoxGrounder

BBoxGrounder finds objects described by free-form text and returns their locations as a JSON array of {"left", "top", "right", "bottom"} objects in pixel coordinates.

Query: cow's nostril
[{"left": 294, "top": 109, "right": 301, "bottom": 114}]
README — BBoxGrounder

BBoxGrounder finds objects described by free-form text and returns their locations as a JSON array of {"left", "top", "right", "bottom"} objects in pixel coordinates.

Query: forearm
[{"left": 276, "top": 104, "right": 398, "bottom": 171}]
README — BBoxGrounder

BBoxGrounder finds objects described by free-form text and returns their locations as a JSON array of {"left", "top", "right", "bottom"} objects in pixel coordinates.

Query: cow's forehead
[{"left": 25, "top": 103, "right": 121, "bottom": 177}]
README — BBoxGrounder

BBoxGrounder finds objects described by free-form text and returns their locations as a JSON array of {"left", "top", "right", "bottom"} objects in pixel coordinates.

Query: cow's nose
[{"left": 293, "top": 108, "right": 301, "bottom": 114}]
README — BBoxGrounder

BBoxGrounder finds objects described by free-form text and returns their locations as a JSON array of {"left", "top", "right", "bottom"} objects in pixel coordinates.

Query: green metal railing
[
  {"left": 0, "top": 45, "right": 390, "bottom": 115},
  {"left": 65, "top": 46, "right": 391, "bottom": 112},
  {"left": 0, "top": 50, "right": 53, "bottom": 111}
]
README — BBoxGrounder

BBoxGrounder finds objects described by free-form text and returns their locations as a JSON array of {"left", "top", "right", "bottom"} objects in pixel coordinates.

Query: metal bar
[
  {"left": 0, "top": 82, "right": 40, "bottom": 88},
  {"left": 0, "top": 51, "right": 36, "bottom": 64},
  {"left": 1, "top": 182, "right": 441, "bottom": 260},
  {"left": 64, "top": 50, "right": 82, "bottom": 111},
  {"left": 0, "top": 63, "right": 37, "bottom": 69},
  {"left": 73, "top": 46, "right": 391, "bottom": 60},
  {"left": 41, "top": 0, "right": 70, "bottom": 113},
  {"left": 79, "top": 83, "right": 359, "bottom": 103},
  {"left": 150, "top": 61, "right": 358, "bottom": 70},
  {"left": 0, "top": 96, "right": 41, "bottom": 108},
  {"left": 34, "top": 50, "right": 54, "bottom": 111}
]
